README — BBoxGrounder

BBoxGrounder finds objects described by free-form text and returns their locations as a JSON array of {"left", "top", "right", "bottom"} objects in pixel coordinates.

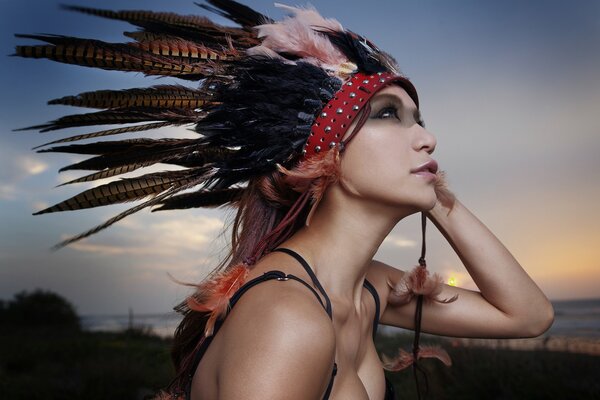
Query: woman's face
[{"left": 338, "top": 84, "right": 438, "bottom": 214}]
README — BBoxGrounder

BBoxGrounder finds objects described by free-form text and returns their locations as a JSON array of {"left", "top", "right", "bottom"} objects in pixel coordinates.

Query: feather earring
[
  {"left": 386, "top": 265, "right": 459, "bottom": 306},
  {"left": 186, "top": 263, "right": 250, "bottom": 337},
  {"left": 381, "top": 345, "right": 452, "bottom": 372},
  {"left": 276, "top": 144, "right": 342, "bottom": 226},
  {"left": 434, "top": 170, "right": 456, "bottom": 212}
]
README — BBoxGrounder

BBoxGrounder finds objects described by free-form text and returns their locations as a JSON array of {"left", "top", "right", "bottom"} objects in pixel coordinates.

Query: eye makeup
[{"left": 370, "top": 94, "right": 425, "bottom": 128}]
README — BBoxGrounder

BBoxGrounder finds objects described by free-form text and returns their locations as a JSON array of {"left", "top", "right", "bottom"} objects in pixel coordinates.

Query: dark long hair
[{"left": 168, "top": 166, "right": 312, "bottom": 391}]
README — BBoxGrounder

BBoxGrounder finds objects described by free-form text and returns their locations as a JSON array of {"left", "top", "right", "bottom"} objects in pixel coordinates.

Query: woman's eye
[{"left": 377, "top": 106, "right": 400, "bottom": 120}]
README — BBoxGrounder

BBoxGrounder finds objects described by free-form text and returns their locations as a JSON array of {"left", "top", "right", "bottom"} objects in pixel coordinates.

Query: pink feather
[
  {"left": 254, "top": 4, "right": 347, "bottom": 66},
  {"left": 187, "top": 263, "right": 250, "bottom": 337},
  {"left": 434, "top": 170, "right": 456, "bottom": 212},
  {"left": 150, "top": 390, "right": 182, "bottom": 400},
  {"left": 381, "top": 345, "right": 452, "bottom": 372},
  {"left": 387, "top": 265, "right": 459, "bottom": 306},
  {"left": 276, "top": 145, "right": 342, "bottom": 225}
]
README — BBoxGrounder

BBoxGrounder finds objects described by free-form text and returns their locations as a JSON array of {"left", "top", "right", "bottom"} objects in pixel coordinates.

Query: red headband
[{"left": 302, "top": 71, "right": 420, "bottom": 159}]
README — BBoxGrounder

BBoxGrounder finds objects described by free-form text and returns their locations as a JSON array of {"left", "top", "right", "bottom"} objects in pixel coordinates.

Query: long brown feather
[
  {"left": 48, "top": 85, "right": 213, "bottom": 110},
  {"left": 30, "top": 122, "right": 174, "bottom": 150},
  {"left": 49, "top": 168, "right": 214, "bottom": 250},
  {"left": 33, "top": 170, "right": 198, "bottom": 215},
  {"left": 130, "top": 39, "right": 236, "bottom": 61},
  {"left": 55, "top": 162, "right": 157, "bottom": 187},
  {"left": 13, "top": 34, "right": 213, "bottom": 78},
  {"left": 52, "top": 141, "right": 229, "bottom": 173},
  {"left": 60, "top": 4, "right": 258, "bottom": 46},
  {"left": 14, "top": 107, "right": 199, "bottom": 133}
]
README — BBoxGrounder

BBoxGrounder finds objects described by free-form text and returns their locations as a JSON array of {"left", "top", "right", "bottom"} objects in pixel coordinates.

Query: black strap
[
  {"left": 362, "top": 278, "right": 380, "bottom": 340},
  {"left": 323, "top": 362, "right": 337, "bottom": 400},
  {"left": 272, "top": 247, "right": 333, "bottom": 318},
  {"left": 273, "top": 247, "right": 382, "bottom": 337},
  {"left": 185, "top": 269, "right": 336, "bottom": 400},
  {"left": 186, "top": 249, "right": 383, "bottom": 400}
]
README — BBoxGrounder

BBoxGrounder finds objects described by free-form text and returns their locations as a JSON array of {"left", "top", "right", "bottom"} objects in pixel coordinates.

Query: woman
[
  {"left": 14, "top": 1, "right": 554, "bottom": 399},
  {"left": 171, "top": 87, "right": 554, "bottom": 400}
]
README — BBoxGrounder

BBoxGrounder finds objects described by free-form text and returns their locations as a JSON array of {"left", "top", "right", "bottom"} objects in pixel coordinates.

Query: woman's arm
[{"left": 376, "top": 199, "right": 554, "bottom": 338}]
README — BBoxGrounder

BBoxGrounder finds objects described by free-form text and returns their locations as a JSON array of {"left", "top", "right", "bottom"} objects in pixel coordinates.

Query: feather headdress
[{"left": 13, "top": 0, "right": 417, "bottom": 250}]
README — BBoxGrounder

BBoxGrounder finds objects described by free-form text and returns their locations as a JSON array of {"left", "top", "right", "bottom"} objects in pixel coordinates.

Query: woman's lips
[
  {"left": 413, "top": 171, "right": 436, "bottom": 179},
  {"left": 411, "top": 160, "right": 438, "bottom": 180}
]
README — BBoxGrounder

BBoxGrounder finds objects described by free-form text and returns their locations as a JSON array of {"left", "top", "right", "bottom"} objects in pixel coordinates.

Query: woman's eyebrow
[{"left": 371, "top": 93, "right": 425, "bottom": 127}]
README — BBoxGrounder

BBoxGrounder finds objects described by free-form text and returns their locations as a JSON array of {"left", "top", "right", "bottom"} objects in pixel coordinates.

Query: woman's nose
[{"left": 415, "top": 126, "right": 437, "bottom": 154}]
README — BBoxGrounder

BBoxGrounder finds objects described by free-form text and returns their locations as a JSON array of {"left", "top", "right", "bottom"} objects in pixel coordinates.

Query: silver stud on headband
[
  {"left": 336, "top": 108, "right": 343, "bottom": 114},
  {"left": 321, "top": 112, "right": 327, "bottom": 117},
  {"left": 349, "top": 92, "right": 356, "bottom": 98},
  {"left": 315, "top": 145, "right": 321, "bottom": 153},
  {"left": 363, "top": 79, "right": 370, "bottom": 84},
  {"left": 346, "top": 82, "right": 353, "bottom": 86},
  {"left": 352, "top": 105, "right": 360, "bottom": 111},
  {"left": 324, "top": 126, "right": 331, "bottom": 132},
  {"left": 329, "top": 141, "right": 336, "bottom": 149},
  {"left": 379, "top": 78, "right": 385, "bottom": 83}
]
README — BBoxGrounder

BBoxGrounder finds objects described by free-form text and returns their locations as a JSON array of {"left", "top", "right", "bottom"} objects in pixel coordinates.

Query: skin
[{"left": 190, "top": 85, "right": 554, "bottom": 399}]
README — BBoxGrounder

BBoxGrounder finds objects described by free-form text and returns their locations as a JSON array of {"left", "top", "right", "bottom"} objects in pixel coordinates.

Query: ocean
[{"left": 81, "top": 298, "right": 600, "bottom": 339}]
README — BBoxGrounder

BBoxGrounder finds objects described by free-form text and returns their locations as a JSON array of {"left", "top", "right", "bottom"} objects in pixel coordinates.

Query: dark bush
[{"left": 0, "top": 289, "right": 80, "bottom": 330}]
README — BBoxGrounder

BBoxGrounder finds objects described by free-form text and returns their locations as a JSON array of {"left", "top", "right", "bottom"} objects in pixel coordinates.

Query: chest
[{"left": 329, "top": 299, "right": 386, "bottom": 400}]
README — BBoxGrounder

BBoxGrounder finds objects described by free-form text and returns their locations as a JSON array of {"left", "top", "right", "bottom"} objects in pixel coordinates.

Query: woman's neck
[{"left": 279, "top": 189, "right": 413, "bottom": 311}]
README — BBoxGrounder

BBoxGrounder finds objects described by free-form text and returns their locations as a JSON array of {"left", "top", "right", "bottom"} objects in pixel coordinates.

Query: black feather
[
  {"left": 152, "top": 187, "right": 243, "bottom": 211},
  {"left": 196, "top": 0, "right": 273, "bottom": 28}
]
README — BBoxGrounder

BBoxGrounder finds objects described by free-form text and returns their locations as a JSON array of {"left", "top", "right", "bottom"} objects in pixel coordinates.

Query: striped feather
[
  {"left": 14, "top": 107, "right": 199, "bottom": 133},
  {"left": 13, "top": 34, "right": 212, "bottom": 78},
  {"left": 56, "top": 162, "right": 157, "bottom": 187},
  {"left": 130, "top": 39, "right": 236, "bottom": 62},
  {"left": 48, "top": 85, "right": 212, "bottom": 110},
  {"left": 31, "top": 122, "right": 175, "bottom": 150},
  {"left": 49, "top": 168, "right": 213, "bottom": 250},
  {"left": 54, "top": 140, "right": 200, "bottom": 172},
  {"left": 60, "top": 4, "right": 221, "bottom": 29},
  {"left": 34, "top": 169, "right": 198, "bottom": 215},
  {"left": 60, "top": 4, "right": 257, "bottom": 46},
  {"left": 50, "top": 140, "right": 233, "bottom": 173}
]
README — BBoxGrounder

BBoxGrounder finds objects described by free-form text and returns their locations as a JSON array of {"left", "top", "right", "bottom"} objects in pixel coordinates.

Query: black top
[{"left": 185, "top": 247, "right": 396, "bottom": 400}]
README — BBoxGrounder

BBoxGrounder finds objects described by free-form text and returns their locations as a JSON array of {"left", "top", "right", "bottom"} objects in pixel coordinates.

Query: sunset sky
[{"left": 1, "top": 0, "right": 598, "bottom": 315}]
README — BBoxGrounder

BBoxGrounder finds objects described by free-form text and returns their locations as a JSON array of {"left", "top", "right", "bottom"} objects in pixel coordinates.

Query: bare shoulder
[{"left": 216, "top": 279, "right": 336, "bottom": 399}]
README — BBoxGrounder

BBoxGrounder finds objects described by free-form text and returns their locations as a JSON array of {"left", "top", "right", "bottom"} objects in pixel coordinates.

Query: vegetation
[
  {"left": 1, "top": 290, "right": 598, "bottom": 399},
  {"left": 376, "top": 332, "right": 600, "bottom": 400},
  {"left": 0, "top": 289, "right": 80, "bottom": 330}
]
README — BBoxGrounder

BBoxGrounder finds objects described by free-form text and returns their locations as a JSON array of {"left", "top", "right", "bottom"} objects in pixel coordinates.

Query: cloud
[
  {"left": 0, "top": 153, "right": 49, "bottom": 200},
  {"left": 18, "top": 156, "right": 48, "bottom": 176},
  {"left": 0, "top": 184, "right": 17, "bottom": 200},
  {"left": 32, "top": 201, "right": 49, "bottom": 211},
  {"left": 64, "top": 213, "right": 225, "bottom": 256},
  {"left": 383, "top": 234, "right": 417, "bottom": 248}
]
